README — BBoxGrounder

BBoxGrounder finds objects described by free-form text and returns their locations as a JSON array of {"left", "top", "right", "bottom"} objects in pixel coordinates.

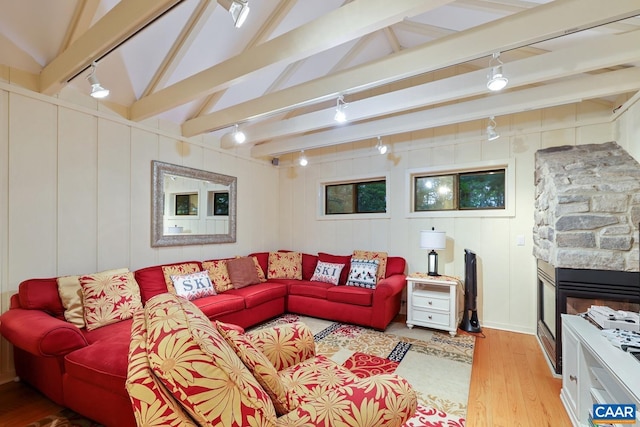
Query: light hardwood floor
[{"left": 0, "top": 326, "right": 570, "bottom": 426}]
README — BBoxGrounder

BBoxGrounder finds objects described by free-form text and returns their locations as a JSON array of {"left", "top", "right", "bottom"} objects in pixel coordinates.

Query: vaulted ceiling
[{"left": 1, "top": 0, "right": 639, "bottom": 161}]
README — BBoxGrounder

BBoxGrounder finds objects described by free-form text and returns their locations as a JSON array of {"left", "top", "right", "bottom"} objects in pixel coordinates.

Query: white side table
[{"left": 406, "top": 274, "right": 463, "bottom": 336}]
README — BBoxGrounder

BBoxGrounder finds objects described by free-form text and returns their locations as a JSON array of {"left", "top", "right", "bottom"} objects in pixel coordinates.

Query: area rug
[
  {"left": 28, "top": 315, "right": 474, "bottom": 427},
  {"left": 257, "top": 314, "right": 476, "bottom": 427}
]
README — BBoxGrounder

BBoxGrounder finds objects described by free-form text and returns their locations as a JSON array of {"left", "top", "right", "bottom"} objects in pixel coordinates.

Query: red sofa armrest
[
  {"left": 0, "top": 308, "right": 88, "bottom": 357},
  {"left": 373, "top": 274, "right": 406, "bottom": 301},
  {"left": 246, "top": 322, "right": 316, "bottom": 371}
]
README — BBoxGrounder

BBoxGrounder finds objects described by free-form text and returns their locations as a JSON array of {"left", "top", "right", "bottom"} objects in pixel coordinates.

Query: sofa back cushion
[
  {"left": 226, "top": 257, "right": 261, "bottom": 289},
  {"left": 385, "top": 256, "right": 406, "bottom": 278},
  {"left": 353, "top": 250, "right": 388, "bottom": 282},
  {"left": 268, "top": 252, "right": 302, "bottom": 280},
  {"left": 144, "top": 294, "right": 277, "bottom": 426},
  {"left": 18, "top": 278, "right": 65, "bottom": 319}
]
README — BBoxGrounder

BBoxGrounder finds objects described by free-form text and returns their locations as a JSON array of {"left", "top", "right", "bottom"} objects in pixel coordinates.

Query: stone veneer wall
[{"left": 533, "top": 141, "right": 640, "bottom": 271}]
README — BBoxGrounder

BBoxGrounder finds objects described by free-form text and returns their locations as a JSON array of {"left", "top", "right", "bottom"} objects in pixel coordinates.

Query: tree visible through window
[
  {"left": 326, "top": 180, "right": 386, "bottom": 214},
  {"left": 414, "top": 169, "right": 505, "bottom": 211}
]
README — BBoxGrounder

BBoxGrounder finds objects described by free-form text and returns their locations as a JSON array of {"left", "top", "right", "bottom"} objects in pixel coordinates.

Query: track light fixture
[
  {"left": 232, "top": 124, "right": 246, "bottom": 144},
  {"left": 487, "top": 52, "right": 508, "bottom": 92},
  {"left": 298, "top": 150, "right": 308, "bottom": 166},
  {"left": 487, "top": 116, "right": 500, "bottom": 141},
  {"left": 217, "top": 0, "right": 250, "bottom": 28},
  {"left": 376, "top": 136, "right": 388, "bottom": 155},
  {"left": 334, "top": 95, "right": 348, "bottom": 123},
  {"left": 87, "top": 62, "right": 109, "bottom": 99}
]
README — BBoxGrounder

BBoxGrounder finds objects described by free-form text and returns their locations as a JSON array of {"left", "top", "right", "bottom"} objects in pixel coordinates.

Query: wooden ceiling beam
[
  {"left": 40, "top": 0, "right": 183, "bottom": 95},
  {"left": 251, "top": 67, "right": 640, "bottom": 157},
  {"left": 58, "top": 0, "right": 101, "bottom": 55},
  {"left": 184, "top": 0, "right": 640, "bottom": 137},
  {"left": 131, "top": 0, "right": 454, "bottom": 121},
  {"left": 227, "top": 30, "right": 640, "bottom": 149}
]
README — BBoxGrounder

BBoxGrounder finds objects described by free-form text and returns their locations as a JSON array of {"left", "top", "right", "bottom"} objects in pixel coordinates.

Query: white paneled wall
[
  {"left": 276, "top": 104, "right": 620, "bottom": 335},
  {"left": 0, "top": 83, "right": 279, "bottom": 383}
]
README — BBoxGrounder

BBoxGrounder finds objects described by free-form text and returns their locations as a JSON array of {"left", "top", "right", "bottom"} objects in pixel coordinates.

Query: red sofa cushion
[
  {"left": 225, "top": 283, "right": 287, "bottom": 309},
  {"left": 18, "top": 278, "right": 65, "bottom": 319},
  {"left": 192, "top": 293, "right": 245, "bottom": 318},
  {"left": 327, "top": 286, "right": 373, "bottom": 307},
  {"left": 288, "top": 281, "right": 332, "bottom": 299},
  {"left": 317, "top": 253, "right": 351, "bottom": 285},
  {"left": 134, "top": 261, "right": 202, "bottom": 303},
  {"left": 386, "top": 257, "right": 406, "bottom": 277},
  {"left": 64, "top": 339, "right": 130, "bottom": 395}
]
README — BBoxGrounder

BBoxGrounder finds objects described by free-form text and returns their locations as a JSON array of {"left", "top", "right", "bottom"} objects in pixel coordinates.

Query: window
[
  {"left": 208, "top": 191, "right": 229, "bottom": 216},
  {"left": 319, "top": 175, "right": 389, "bottom": 219},
  {"left": 326, "top": 180, "right": 386, "bottom": 214},
  {"left": 175, "top": 193, "right": 198, "bottom": 216},
  {"left": 407, "top": 160, "right": 513, "bottom": 218},
  {"left": 414, "top": 170, "right": 505, "bottom": 211}
]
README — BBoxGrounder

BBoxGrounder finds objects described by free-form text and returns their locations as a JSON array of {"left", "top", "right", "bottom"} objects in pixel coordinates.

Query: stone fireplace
[{"left": 533, "top": 142, "right": 640, "bottom": 373}]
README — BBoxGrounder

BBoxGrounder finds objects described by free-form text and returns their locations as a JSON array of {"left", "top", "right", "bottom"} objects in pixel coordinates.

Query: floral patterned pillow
[
  {"left": 216, "top": 321, "right": 290, "bottom": 416},
  {"left": 346, "top": 258, "right": 380, "bottom": 289},
  {"left": 310, "top": 261, "right": 345, "bottom": 285},
  {"left": 162, "top": 263, "right": 201, "bottom": 294},
  {"left": 202, "top": 259, "right": 233, "bottom": 293},
  {"left": 252, "top": 256, "right": 267, "bottom": 282},
  {"left": 267, "top": 252, "right": 302, "bottom": 280},
  {"left": 79, "top": 271, "right": 143, "bottom": 331},
  {"left": 171, "top": 271, "right": 216, "bottom": 301}
]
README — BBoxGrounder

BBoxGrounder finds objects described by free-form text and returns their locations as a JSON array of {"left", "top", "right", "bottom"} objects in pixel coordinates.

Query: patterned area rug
[
  {"left": 28, "top": 315, "right": 474, "bottom": 427},
  {"left": 258, "top": 314, "right": 476, "bottom": 427}
]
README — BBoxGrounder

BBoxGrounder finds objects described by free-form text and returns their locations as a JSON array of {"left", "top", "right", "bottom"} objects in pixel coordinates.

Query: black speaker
[{"left": 460, "top": 249, "right": 482, "bottom": 333}]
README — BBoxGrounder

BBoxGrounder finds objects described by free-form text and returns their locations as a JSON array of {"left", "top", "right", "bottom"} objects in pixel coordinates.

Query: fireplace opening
[{"left": 537, "top": 259, "right": 640, "bottom": 374}]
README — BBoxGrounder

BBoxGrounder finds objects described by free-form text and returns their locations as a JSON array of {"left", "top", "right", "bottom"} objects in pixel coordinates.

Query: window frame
[
  {"left": 318, "top": 173, "right": 391, "bottom": 220},
  {"left": 406, "top": 159, "right": 515, "bottom": 218}
]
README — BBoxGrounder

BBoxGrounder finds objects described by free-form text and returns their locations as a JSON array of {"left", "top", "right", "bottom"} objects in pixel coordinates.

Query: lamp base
[
  {"left": 427, "top": 250, "right": 439, "bottom": 276},
  {"left": 427, "top": 272, "right": 440, "bottom": 276}
]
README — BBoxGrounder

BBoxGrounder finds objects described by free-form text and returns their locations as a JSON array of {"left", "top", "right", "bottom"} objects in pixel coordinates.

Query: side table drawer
[
  {"left": 412, "top": 309, "right": 449, "bottom": 327},
  {"left": 413, "top": 292, "right": 449, "bottom": 311}
]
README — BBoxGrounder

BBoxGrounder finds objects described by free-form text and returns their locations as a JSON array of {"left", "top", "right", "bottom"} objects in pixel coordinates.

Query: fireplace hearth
[{"left": 537, "top": 259, "right": 640, "bottom": 374}]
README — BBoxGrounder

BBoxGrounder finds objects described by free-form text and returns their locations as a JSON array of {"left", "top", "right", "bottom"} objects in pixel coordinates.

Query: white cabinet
[
  {"left": 561, "top": 315, "right": 640, "bottom": 426},
  {"left": 406, "top": 275, "right": 462, "bottom": 336}
]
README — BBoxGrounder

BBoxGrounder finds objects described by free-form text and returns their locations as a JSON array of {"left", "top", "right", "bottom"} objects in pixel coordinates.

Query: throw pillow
[
  {"left": 202, "top": 259, "right": 233, "bottom": 293},
  {"left": 310, "top": 261, "right": 345, "bottom": 286},
  {"left": 353, "top": 250, "right": 388, "bottom": 282},
  {"left": 170, "top": 271, "right": 216, "bottom": 301},
  {"left": 161, "top": 263, "right": 201, "bottom": 295},
  {"left": 216, "top": 321, "right": 290, "bottom": 416},
  {"left": 79, "top": 271, "right": 143, "bottom": 331},
  {"left": 252, "top": 256, "right": 267, "bottom": 282},
  {"left": 268, "top": 251, "right": 302, "bottom": 280},
  {"left": 317, "top": 253, "right": 351, "bottom": 285},
  {"left": 346, "top": 258, "right": 380, "bottom": 289},
  {"left": 226, "top": 256, "right": 261, "bottom": 289},
  {"left": 57, "top": 267, "right": 129, "bottom": 328}
]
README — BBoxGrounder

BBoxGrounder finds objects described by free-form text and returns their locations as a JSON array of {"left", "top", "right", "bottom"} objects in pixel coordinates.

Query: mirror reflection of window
[
  {"left": 208, "top": 191, "right": 229, "bottom": 216},
  {"left": 175, "top": 193, "right": 198, "bottom": 215}
]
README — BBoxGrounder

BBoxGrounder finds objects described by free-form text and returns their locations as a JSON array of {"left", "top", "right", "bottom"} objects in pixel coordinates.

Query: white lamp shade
[{"left": 420, "top": 230, "right": 446, "bottom": 250}]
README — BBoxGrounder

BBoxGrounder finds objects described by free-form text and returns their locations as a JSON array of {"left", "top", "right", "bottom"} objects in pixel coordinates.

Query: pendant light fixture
[
  {"left": 87, "top": 62, "right": 109, "bottom": 99},
  {"left": 487, "top": 52, "right": 508, "bottom": 92},
  {"left": 487, "top": 116, "right": 500, "bottom": 141},
  {"left": 217, "top": 0, "right": 250, "bottom": 28},
  {"left": 334, "top": 95, "right": 347, "bottom": 123}
]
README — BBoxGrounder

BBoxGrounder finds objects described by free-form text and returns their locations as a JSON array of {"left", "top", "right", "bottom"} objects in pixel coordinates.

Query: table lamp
[{"left": 420, "top": 228, "right": 446, "bottom": 276}]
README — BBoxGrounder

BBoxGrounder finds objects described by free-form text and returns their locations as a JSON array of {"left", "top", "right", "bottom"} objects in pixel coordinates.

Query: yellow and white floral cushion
[
  {"left": 216, "top": 321, "right": 290, "bottom": 416},
  {"left": 202, "top": 259, "right": 233, "bottom": 293},
  {"left": 267, "top": 252, "right": 302, "bottom": 280},
  {"left": 142, "top": 294, "right": 277, "bottom": 425},
  {"left": 252, "top": 256, "right": 267, "bottom": 282},
  {"left": 161, "top": 263, "right": 201, "bottom": 295},
  {"left": 57, "top": 267, "right": 129, "bottom": 328},
  {"left": 353, "top": 250, "right": 388, "bottom": 282},
  {"left": 79, "top": 271, "right": 142, "bottom": 331}
]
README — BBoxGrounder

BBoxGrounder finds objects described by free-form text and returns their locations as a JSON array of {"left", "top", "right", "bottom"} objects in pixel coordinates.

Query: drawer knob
[
  {"left": 428, "top": 301, "right": 433, "bottom": 305},
  {"left": 569, "top": 375, "right": 577, "bottom": 383},
  {"left": 428, "top": 315, "right": 433, "bottom": 320}
]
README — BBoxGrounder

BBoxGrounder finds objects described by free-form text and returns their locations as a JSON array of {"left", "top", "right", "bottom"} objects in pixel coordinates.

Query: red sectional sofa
[{"left": 0, "top": 251, "right": 406, "bottom": 427}]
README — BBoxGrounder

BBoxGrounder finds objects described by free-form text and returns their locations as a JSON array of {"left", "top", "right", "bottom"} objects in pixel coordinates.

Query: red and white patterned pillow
[
  {"left": 170, "top": 271, "right": 217, "bottom": 301},
  {"left": 346, "top": 258, "right": 380, "bottom": 289},
  {"left": 268, "top": 252, "right": 302, "bottom": 280},
  {"left": 310, "top": 261, "right": 345, "bottom": 285},
  {"left": 79, "top": 271, "right": 142, "bottom": 331}
]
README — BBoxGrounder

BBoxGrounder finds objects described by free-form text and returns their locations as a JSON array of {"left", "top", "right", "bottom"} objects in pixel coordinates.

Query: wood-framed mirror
[{"left": 151, "top": 160, "right": 237, "bottom": 247}]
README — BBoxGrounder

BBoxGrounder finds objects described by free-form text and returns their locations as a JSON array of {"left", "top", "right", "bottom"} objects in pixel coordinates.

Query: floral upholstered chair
[{"left": 126, "top": 293, "right": 417, "bottom": 426}]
